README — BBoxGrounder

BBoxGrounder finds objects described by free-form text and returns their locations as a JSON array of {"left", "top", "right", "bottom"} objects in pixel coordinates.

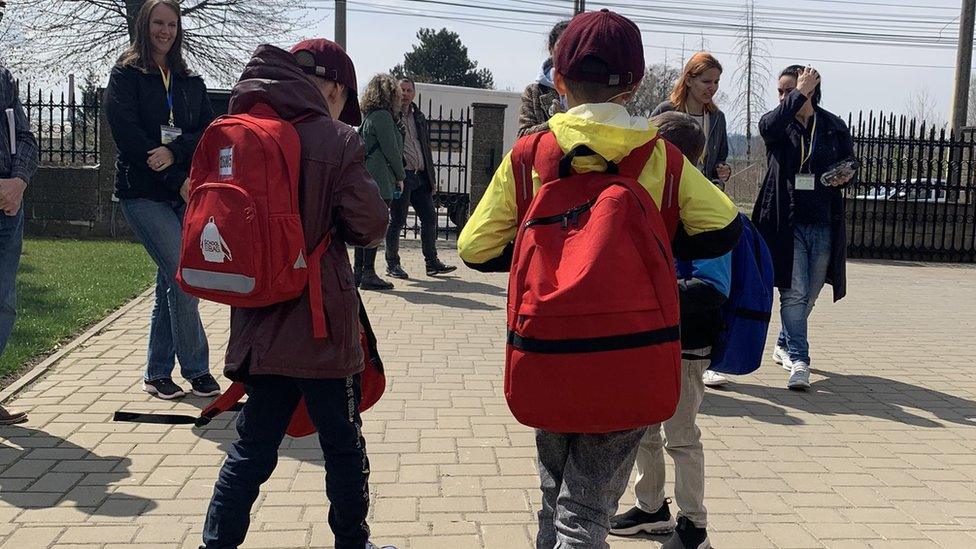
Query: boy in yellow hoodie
[{"left": 458, "top": 10, "right": 740, "bottom": 548}]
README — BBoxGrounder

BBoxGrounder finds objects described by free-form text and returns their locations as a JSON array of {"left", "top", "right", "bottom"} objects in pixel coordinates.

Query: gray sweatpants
[
  {"left": 633, "top": 350, "right": 710, "bottom": 527},
  {"left": 535, "top": 427, "right": 646, "bottom": 548}
]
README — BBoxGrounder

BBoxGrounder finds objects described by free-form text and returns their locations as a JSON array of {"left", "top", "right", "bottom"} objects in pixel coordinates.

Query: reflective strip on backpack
[{"left": 180, "top": 268, "right": 256, "bottom": 294}]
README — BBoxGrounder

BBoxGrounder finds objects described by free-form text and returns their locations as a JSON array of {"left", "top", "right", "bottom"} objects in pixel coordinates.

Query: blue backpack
[{"left": 708, "top": 214, "right": 775, "bottom": 375}]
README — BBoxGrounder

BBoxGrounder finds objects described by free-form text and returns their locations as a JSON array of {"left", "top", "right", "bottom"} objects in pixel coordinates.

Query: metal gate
[
  {"left": 401, "top": 102, "right": 473, "bottom": 240},
  {"left": 846, "top": 112, "right": 976, "bottom": 262}
]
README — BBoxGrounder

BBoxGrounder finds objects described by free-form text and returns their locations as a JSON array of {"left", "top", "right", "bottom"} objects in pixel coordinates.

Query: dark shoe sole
[
  {"left": 143, "top": 384, "right": 186, "bottom": 400},
  {"left": 610, "top": 518, "right": 677, "bottom": 536},
  {"left": 361, "top": 283, "right": 394, "bottom": 291},
  {"left": 426, "top": 267, "right": 458, "bottom": 277}
]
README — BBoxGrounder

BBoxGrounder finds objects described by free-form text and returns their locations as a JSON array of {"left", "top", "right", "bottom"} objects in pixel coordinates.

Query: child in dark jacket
[{"left": 611, "top": 111, "right": 731, "bottom": 549}]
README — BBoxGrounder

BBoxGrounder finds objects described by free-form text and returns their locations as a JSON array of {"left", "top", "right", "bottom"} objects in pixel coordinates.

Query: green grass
[{"left": 0, "top": 238, "right": 156, "bottom": 384}]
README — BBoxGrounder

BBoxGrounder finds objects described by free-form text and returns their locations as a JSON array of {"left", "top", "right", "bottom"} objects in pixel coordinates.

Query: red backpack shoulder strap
[
  {"left": 612, "top": 136, "right": 684, "bottom": 239},
  {"left": 660, "top": 139, "right": 685, "bottom": 239},
  {"left": 615, "top": 137, "right": 658, "bottom": 179},
  {"left": 512, "top": 131, "right": 561, "bottom": 225}
]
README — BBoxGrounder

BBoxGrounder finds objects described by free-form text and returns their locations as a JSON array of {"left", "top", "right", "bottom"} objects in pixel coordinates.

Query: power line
[{"left": 309, "top": 0, "right": 958, "bottom": 70}]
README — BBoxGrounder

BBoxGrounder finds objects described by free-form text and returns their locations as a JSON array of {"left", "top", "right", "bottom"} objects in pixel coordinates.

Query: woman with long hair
[
  {"left": 652, "top": 52, "right": 732, "bottom": 190},
  {"left": 105, "top": 0, "right": 218, "bottom": 400},
  {"left": 753, "top": 65, "right": 857, "bottom": 390},
  {"left": 355, "top": 73, "right": 404, "bottom": 290}
]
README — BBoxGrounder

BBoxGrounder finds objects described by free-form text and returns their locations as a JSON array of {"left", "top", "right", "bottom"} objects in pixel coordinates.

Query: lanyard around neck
[
  {"left": 160, "top": 68, "right": 174, "bottom": 126},
  {"left": 800, "top": 114, "right": 818, "bottom": 171}
]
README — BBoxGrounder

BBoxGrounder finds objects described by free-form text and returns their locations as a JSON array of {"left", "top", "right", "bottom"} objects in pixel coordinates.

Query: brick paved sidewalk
[{"left": 2, "top": 241, "right": 976, "bottom": 548}]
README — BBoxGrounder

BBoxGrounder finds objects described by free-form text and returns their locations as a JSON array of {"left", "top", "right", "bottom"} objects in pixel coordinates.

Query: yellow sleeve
[
  {"left": 457, "top": 152, "right": 518, "bottom": 268},
  {"left": 676, "top": 155, "right": 738, "bottom": 235}
]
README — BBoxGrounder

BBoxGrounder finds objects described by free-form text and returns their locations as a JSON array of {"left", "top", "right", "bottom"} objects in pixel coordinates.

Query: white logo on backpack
[{"left": 201, "top": 217, "right": 233, "bottom": 263}]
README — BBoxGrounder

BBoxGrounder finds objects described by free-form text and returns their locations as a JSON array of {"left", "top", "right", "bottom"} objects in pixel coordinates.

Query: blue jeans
[
  {"left": 777, "top": 223, "right": 831, "bottom": 365},
  {"left": 120, "top": 198, "right": 209, "bottom": 381},
  {"left": 0, "top": 207, "right": 23, "bottom": 356},
  {"left": 202, "top": 375, "right": 370, "bottom": 549}
]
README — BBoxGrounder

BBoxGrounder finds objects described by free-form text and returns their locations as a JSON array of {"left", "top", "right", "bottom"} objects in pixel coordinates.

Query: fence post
[
  {"left": 95, "top": 87, "right": 119, "bottom": 236},
  {"left": 469, "top": 103, "right": 507, "bottom": 213}
]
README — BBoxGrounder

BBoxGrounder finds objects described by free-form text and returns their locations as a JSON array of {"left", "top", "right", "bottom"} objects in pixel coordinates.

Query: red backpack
[
  {"left": 177, "top": 104, "right": 332, "bottom": 339},
  {"left": 506, "top": 131, "right": 685, "bottom": 433}
]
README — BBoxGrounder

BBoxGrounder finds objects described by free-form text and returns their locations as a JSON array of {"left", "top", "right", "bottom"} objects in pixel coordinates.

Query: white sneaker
[
  {"left": 787, "top": 362, "right": 811, "bottom": 390},
  {"left": 772, "top": 345, "right": 791, "bottom": 370},
  {"left": 366, "top": 542, "right": 397, "bottom": 549},
  {"left": 702, "top": 370, "right": 730, "bottom": 387}
]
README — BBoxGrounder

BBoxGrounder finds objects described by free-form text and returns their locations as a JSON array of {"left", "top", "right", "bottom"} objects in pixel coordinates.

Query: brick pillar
[{"left": 470, "top": 102, "right": 507, "bottom": 212}]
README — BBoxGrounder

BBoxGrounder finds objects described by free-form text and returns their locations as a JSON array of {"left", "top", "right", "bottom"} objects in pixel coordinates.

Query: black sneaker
[
  {"left": 360, "top": 273, "right": 394, "bottom": 291},
  {"left": 662, "top": 517, "right": 710, "bottom": 549},
  {"left": 143, "top": 378, "right": 186, "bottom": 400},
  {"left": 386, "top": 264, "right": 409, "bottom": 279},
  {"left": 610, "top": 500, "right": 675, "bottom": 536},
  {"left": 190, "top": 374, "right": 222, "bottom": 397},
  {"left": 426, "top": 260, "right": 457, "bottom": 276}
]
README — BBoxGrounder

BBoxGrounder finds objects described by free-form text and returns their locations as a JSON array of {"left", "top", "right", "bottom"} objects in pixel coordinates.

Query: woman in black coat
[
  {"left": 105, "top": 0, "right": 218, "bottom": 400},
  {"left": 752, "top": 65, "right": 857, "bottom": 390}
]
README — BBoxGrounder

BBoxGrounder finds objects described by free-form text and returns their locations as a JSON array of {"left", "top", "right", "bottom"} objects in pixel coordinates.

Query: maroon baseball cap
[
  {"left": 290, "top": 38, "right": 362, "bottom": 126},
  {"left": 554, "top": 9, "right": 645, "bottom": 87}
]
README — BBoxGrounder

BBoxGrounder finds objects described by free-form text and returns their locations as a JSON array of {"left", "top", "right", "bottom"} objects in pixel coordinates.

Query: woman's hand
[
  {"left": 180, "top": 178, "right": 191, "bottom": 202},
  {"left": 797, "top": 67, "right": 821, "bottom": 98},
  {"left": 716, "top": 163, "right": 732, "bottom": 183},
  {"left": 147, "top": 147, "right": 175, "bottom": 172},
  {"left": 397, "top": 181, "right": 404, "bottom": 193}
]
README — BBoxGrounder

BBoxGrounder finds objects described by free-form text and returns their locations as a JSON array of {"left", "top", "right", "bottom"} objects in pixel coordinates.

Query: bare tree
[
  {"left": 3, "top": 0, "right": 311, "bottom": 85},
  {"left": 628, "top": 63, "right": 680, "bottom": 118},
  {"left": 731, "top": 0, "right": 771, "bottom": 160},
  {"left": 904, "top": 87, "right": 946, "bottom": 128},
  {"left": 967, "top": 75, "right": 976, "bottom": 127}
]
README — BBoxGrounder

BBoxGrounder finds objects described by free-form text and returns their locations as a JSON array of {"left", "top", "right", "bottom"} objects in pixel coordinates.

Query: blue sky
[{"left": 295, "top": 0, "right": 964, "bottom": 131}]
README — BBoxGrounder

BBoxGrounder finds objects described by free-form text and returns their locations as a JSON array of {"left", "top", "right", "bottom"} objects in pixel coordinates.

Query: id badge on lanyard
[
  {"left": 159, "top": 68, "right": 181, "bottom": 145},
  {"left": 796, "top": 114, "right": 817, "bottom": 191}
]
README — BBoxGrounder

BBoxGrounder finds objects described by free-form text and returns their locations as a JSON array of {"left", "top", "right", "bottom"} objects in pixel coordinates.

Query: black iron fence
[
  {"left": 846, "top": 112, "right": 976, "bottom": 262},
  {"left": 20, "top": 81, "right": 100, "bottom": 166}
]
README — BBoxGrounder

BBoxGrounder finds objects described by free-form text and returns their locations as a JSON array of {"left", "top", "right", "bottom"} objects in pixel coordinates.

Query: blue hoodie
[{"left": 537, "top": 58, "right": 555, "bottom": 91}]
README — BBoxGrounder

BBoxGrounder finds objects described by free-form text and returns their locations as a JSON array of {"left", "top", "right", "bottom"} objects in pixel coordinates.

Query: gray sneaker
[{"left": 787, "top": 361, "right": 811, "bottom": 390}]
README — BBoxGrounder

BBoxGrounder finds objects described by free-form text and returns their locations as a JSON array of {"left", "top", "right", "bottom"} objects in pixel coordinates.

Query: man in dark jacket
[
  {"left": 385, "top": 78, "right": 456, "bottom": 279},
  {"left": 0, "top": 65, "right": 39, "bottom": 426},
  {"left": 200, "top": 40, "right": 394, "bottom": 549}
]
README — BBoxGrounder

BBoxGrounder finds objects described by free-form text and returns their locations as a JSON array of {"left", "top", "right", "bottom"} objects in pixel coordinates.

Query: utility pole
[
  {"left": 951, "top": 0, "right": 976, "bottom": 133},
  {"left": 335, "top": 0, "right": 347, "bottom": 49},
  {"left": 745, "top": 1, "right": 755, "bottom": 158}
]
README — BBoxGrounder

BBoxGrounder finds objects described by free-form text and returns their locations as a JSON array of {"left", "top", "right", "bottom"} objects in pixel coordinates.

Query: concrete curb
[{"left": 0, "top": 287, "right": 154, "bottom": 405}]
